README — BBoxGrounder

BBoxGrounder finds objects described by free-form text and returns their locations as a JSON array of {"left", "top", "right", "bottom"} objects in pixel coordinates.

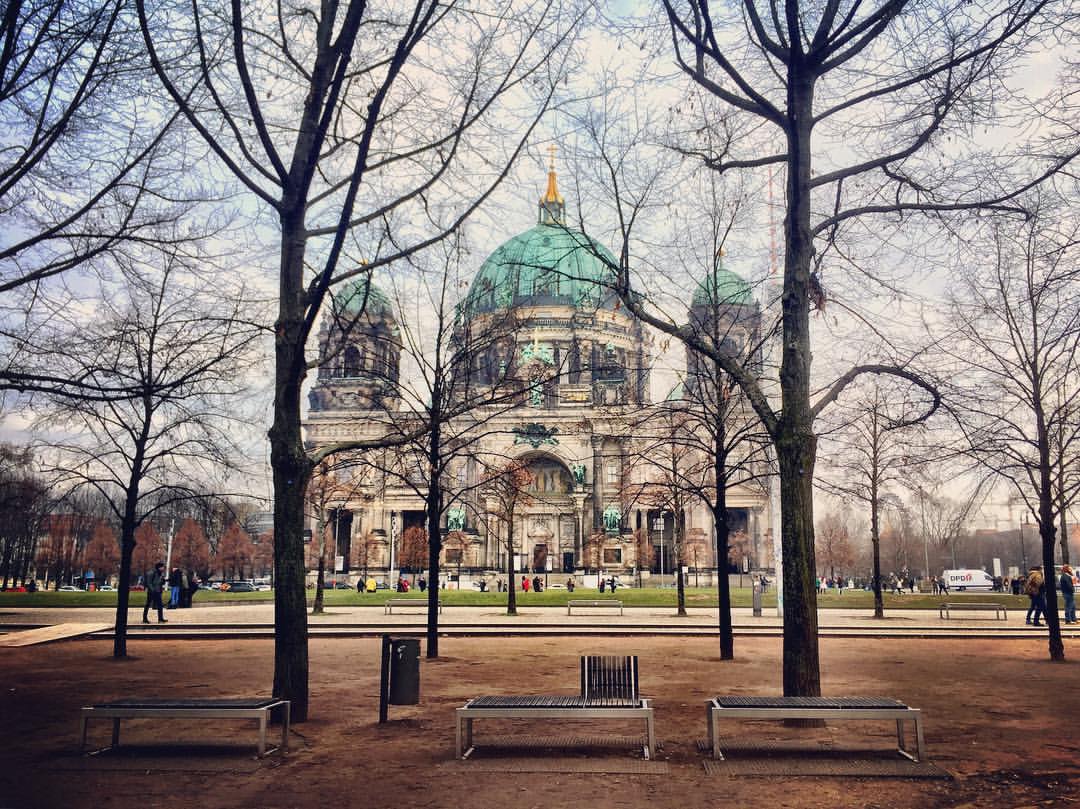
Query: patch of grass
[{"left": 0, "top": 585, "right": 1040, "bottom": 612}]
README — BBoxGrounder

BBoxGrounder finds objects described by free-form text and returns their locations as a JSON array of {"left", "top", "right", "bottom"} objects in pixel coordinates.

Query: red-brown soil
[{"left": 1, "top": 635, "right": 1076, "bottom": 808}]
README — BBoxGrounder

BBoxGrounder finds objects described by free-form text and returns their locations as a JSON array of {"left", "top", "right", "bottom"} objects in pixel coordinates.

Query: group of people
[
  {"left": 597, "top": 576, "right": 619, "bottom": 593},
  {"left": 520, "top": 575, "right": 545, "bottom": 593},
  {"left": 928, "top": 576, "right": 950, "bottom": 595},
  {"left": 1024, "top": 564, "right": 1078, "bottom": 626},
  {"left": 142, "top": 562, "right": 199, "bottom": 623}
]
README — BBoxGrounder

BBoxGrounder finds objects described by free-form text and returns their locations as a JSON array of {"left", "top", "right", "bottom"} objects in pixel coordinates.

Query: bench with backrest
[
  {"left": 566, "top": 599, "right": 623, "bottom": 615},
  {"left": 80, "top": 698, "right": 290, "bottom": 757},
  {"left": 706, "top": 696, "right": 925, "bottom": 762},
  {"left": 939, "top": 602, "right": 1007, "bottom": 620},
  {"left": 384, "top": 598, "right": 441, "bottom": 615},
  {"left": 456, "top": 655, "right": 655, "bottom": 759}
]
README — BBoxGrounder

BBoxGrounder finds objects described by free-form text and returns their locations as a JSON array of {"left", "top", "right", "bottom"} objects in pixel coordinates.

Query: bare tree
[
  {"left": 305, "top": 459, "right": 370, "bottom": 614},
  {"left": 624, "top": 401, "right": 698, "bottom": 616},
  {"left": 574, "top": 0, "right": 1071, "bottom": 697},
  {"left": 948, "top": 200, "right": 1080, "bottom": 660},
  {"left": 135, "top": 0, "right": 585, "bottom": 718},
  {"left": 0, "top": 444, "right": 50, "bottom": 588},
  {"left": 328, "top": 244, "right": 547, "bottom": 657},
  {"left": 819, "top": 384, "right": 930, "bottom": 617},
  {"left": 32, "top": 256, "right": 261, "bottom": 656},
  {"left": 481, "top": 459, "right": 535, "bottom": 616},
  {"left": 816, "top": 511, "right": 856, "bottom": 585}
]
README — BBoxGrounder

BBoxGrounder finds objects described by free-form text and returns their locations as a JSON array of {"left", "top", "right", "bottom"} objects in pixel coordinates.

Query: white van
[{"left": 942, "top": 569, "right": 994, "bottom": 591}]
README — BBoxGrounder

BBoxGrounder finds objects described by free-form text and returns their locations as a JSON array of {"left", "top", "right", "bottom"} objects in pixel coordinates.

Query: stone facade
[{"left": 303, "top": 169, "right": 772, "bottom": 584}]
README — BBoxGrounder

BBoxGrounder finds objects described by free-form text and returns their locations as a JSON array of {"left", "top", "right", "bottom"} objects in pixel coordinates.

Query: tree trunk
[
  {"left": 270, "top": 213, "right": 314, "bottom": 720},
  {"left": 713, "top": 503, "right": 734, "bottom": 660},
  {"left": 312, "top": 512, "right": 327, "bottom": 615},
  {"left": 113, "top": 513, "right": 136, "bottom": 658},
  {"left": 506, "top": 521, "right": 517, "bottom": 616},
  {"left": 776, "top": 63, "right": 822, "bottom": 699},
  {"left": 1035, "top": 402, "right": 1065, "bottom": 661},
  {"left": 675, "top": 508, "right": 687, "bottom": 617},
  {"left": 425, "top": 471, "right": 443, "bottom": 658},
  {"left": 870, "top": 497, "right": 884, "bottom": 619}
]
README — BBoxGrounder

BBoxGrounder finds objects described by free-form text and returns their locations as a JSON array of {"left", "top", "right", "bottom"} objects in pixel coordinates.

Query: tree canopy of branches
[{"left": 0, "top": 0, "right": 218, "bottom": 402}]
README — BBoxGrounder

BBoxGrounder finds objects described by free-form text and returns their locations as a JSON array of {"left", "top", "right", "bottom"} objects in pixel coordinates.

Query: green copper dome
[
  {"left": 692, "top": 264, "right": 754, "bottom": 307},
  {"left": 334, "top": 276, "right": 393, "bottom": 318},
  {"left": 461, "top": 224, "right": 619, "bottom": 316}
]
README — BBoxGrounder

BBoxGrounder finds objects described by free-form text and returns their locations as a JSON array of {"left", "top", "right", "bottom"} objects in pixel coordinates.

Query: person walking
[
  {"left": 1059, "top": 565, "right": 1076, "bottom": 625},
  {"left": 521, "top": 575, "right": 530, "bottom": 593},
  {"left": 167, "top": 566, "right": 182, "bottom": 608},
  {"left": 1025, "top": 565, "right": 1045, "bottom": 626},
  {"left": 142, "top": 562, "right": 167, "bottom": 623}
]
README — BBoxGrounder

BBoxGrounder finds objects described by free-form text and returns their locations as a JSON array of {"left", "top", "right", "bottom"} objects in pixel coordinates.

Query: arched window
[{"left": 525, "top": 459, "right": 571, "bottom": 494}]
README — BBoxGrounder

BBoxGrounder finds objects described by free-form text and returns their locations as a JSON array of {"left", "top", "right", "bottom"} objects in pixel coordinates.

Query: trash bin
[
  {"left": 752, "top": 583, "right": 762, "bottom": 617},
  {"left": 387, "top": 638, "right": 420, "bottom": 705}
]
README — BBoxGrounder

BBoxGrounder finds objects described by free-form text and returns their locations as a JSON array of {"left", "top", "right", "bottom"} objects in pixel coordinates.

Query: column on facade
[
  {"left": 590, "top": 435, "right": 603, "bottom": 535},
  {"left": 750, "top": 508, "right": 761, "bottom": 569}
]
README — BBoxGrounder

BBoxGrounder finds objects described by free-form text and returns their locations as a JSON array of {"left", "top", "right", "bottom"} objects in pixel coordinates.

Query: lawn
[{"left": 0, "top": 585, "right": 1041, "bottom": 611}]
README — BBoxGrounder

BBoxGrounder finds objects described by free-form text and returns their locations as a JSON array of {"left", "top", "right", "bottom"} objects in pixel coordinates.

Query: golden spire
[{"left": 542, "top": 143, "right": 563, "bottom": 205}]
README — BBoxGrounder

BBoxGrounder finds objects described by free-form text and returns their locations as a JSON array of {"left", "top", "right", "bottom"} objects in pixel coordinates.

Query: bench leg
[
  {"left": 913, "top": 714, "right": 925, "bottom": 763},
  {"left": 281, "top": 702, "right": 290, "bottom": 754},
  {"left": 111, "top": 718, "right": 120, "bottom": 749},
  {"left": 895, "top": 718, "right": 905, "bottom": 757},
  {"left": 644, "top": 710, "right": 655, "bottom": 760},
  {"left": 79, "top": 714, "right": 88, "bottom": 752},
  {"left": 257, "top": 712, "right": 267, "bottom": 757},
  {"left": 455, "top": 712, "right": 474, "bottom": 759}
]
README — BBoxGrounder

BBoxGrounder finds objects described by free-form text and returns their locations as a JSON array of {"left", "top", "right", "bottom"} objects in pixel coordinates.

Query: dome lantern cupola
[{"left": 538, "top": 144, "right": 565, "bottom": 225}]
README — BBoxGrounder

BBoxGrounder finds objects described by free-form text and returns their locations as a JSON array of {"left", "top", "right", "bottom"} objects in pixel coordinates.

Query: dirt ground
[{"left": 0, "top": 634, "right": 1076, "bottom": 809}]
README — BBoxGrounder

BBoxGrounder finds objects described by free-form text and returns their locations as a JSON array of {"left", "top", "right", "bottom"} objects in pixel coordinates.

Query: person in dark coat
[
  {"left": 142, "top": 562, "right": 167, "bottom": 623},
  {"left": 1059, "top": 565, "right": 1075, "bottom": 624}
]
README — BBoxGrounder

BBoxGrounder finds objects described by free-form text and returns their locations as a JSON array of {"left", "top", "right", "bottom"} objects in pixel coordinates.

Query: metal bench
[
  {"left": 79, "top": 698, "right": 290, "bottom": 757},
  {"left": 706, "top": 696, "right": 925, "bottom": 762},
  {"left": 384, "top": 598, "right": 441, "bottom": 615},
  {"left": 939, "top": 602, "right": 1007, "bottom": 620},
  {"left": 567, "top": 599, "right": 623, "bottom": 615},
  {"left": 456, "top": 655, "right": 655, "bottom": 759}
]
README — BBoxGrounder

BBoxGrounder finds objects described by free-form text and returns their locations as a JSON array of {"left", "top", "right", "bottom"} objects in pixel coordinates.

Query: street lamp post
[{"left": 1019, "top": 514, "right": 1029, "bottom": 572}]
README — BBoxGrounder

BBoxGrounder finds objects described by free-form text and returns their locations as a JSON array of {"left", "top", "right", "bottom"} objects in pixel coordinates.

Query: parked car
[
  {"left": 254, "top": 583, "right": 272, "bottom": 591},
  {"left": 98, "top": 585, "right": 116, "bottom": 592},
  {"left": 58, "top": 585, "right": 81, "bottom": 592},
  {"left": 223, "top": 581, "right": 255, "bottom": 592}
]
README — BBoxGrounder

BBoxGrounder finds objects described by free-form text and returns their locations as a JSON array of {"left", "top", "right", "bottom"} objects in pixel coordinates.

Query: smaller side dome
[
  {"left": 692, "top": 263, "right": 754, "bottom": 307},
  {"left": 334, "top": 276, "right": 393, "bottom": 318}
]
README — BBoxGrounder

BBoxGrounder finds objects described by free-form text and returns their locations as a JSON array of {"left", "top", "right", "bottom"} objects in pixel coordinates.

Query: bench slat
[
  {"left": 713, "top": 696, "right": 908, "bottom": 709},
  {"left": 90, "top": 698, "right": 280, "bottom": 710}
]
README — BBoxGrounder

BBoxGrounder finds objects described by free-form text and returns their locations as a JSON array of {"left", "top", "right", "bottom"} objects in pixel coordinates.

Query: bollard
[{"left": 752, "top": 583, "right": 762, "bottom": 617}]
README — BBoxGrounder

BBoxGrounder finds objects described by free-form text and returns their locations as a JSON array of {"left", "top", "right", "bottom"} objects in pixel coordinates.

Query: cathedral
[{"left": 303, "top": 160, "right": 772, "bottom": 585}]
